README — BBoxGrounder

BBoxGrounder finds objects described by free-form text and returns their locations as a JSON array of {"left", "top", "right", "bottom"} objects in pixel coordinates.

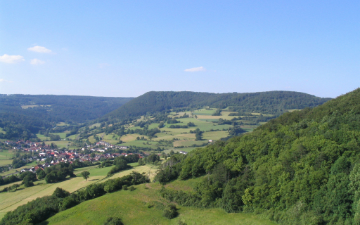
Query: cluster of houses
[
  {"left": 3, "top": 140, "right": 129, "bottom": 153},
  {"left": 2, "top": 140, "right": 142, "bottom": 174},
  {"left": 92, "top": 141, "right": 129, "bottom": 152},
  {"left": 20, "top": 151, "right": 142, "bottom": 173}
]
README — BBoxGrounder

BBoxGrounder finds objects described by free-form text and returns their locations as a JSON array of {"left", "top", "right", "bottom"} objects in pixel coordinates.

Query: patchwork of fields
[{"left": 0, "top": 107, "right": 268, "bottom": 154}]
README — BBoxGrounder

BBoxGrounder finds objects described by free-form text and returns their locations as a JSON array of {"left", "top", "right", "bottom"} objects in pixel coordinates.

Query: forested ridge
[
  {"left": 156, "top": 88, "right": 360, "bottom": 224},
  {"left": 0, "top": 94, "right": 132, "bottom": 139},
  {"left": 0, "top": 94, "right": 132, "bottom": 123},
  {"left": 104, "top": 91, "right": 330, "bottom": 122}
]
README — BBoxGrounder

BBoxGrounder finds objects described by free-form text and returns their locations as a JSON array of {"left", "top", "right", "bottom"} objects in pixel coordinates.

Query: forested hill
[
  {"left": 0, "top": 94, "right": 132, "bottom": 123},
  {"left": 156, "top": 88, "right": 360, "bottom": 224},
  {"left": 103, "top": 91, "right": 330, "bottom": 121},
  {"left": 0, "top": 95, "right": 132, "bottom": 140}
]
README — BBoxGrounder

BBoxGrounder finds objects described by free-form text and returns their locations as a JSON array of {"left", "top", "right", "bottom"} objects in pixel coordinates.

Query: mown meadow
[{"left": 43, "top": 178, "right": 276, "bottom": 225}]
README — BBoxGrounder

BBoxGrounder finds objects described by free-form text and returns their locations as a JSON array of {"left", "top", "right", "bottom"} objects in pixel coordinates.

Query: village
[{"left": 1, "top": 140, "right": 145, "bottom": 174}]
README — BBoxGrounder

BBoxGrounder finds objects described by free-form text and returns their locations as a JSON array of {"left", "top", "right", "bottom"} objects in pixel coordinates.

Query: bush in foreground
[{"left": 103, "top": 217, "right": 124, "bottom": 225}]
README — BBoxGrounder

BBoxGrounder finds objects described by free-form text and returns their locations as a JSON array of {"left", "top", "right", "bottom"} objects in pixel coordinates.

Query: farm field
[
  {"left": 43, "top": 178, "right": 276, "bottom": 225},
  {"left": 89, "top": 123, "right": 101, "bottom": 128},
  {"left": 0, "top": 164, "right": 155, "bottom": 220},
  {"left": 36, "top": 134, "right": 48, "bottom": 141},
  {"left": 0, "top": 159, "right": 12, "bottom": 167},
  {"left": 51, "top": 132, "right": 67, "bottom": 139},
  {"left": 56, "top": 122, "right": 69, "bottom": 127},
  {"left": 0, "top": 150, "right": 14, "bottom": 167},
  {"left": 81, "top": 107, "right": 271, "bottom": 153},
  {"left": 45, "top": 141, "right": 72, "bottom": 149},
  {"left": 107, "top": 108, "right": 239, "bottom": 152}
]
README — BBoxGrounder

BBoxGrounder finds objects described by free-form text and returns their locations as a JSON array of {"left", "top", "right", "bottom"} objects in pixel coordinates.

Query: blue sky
[{"left": 0, "top": 1, "right": 359, "bottom": 98}]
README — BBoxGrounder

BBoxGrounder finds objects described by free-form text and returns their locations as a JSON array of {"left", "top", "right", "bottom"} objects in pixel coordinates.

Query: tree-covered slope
[
  {"left": 0, "top": 95, "right": 132, "bottom": 139},
  {"left": 156, "top": 88, "right": 360, "bottom": 224},
  {"left": 104, "top": 91, "right": 330, "bottom": 122},
  {"left": 0, "top": 94, "right": 132, "bottom": 123}
]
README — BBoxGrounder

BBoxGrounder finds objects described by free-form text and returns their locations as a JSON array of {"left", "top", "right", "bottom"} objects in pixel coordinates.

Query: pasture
[
  {"left": 89, "top": 122, "right": 101, "bottom": 129},
  {"left": 56, "top": 122, "right": 69, "bottom": 127},
  {"left": 36, "top": 134, "right": 49, "bottom": 141},
  {"left": 0, "top": 150, "right": 14, "bottom": 167},
  {"left": 50, "top": 132, "right": 67, "bottom": 139},
  {"left": 43, "top": 178, "right": 276, "bottom": 225},
  {"left": 45, "top": 141, "right": 72, "bottom": 149},
  {"left": 116, "top": 110, "right": 234, "bottom": 151}
]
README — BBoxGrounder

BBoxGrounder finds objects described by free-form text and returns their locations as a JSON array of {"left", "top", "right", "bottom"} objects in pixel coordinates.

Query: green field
[
  {"left": 89, "top": 123, "right": 101, "bottom": 129},
  {"left": 36, "top": 134, "right": 49, "bottom": 141},
  {"left": 56, "top": 122, "right": 69, "bottom": 127},
  {"left": 0, "top": 150, "right": 14, "bottom": 166},
  {"left": 0, "top": 128, "right": 5, "bottom": 134},
  {"left": 38, "top": 132, "right": 69, "bottom": 141},
  {"left": 0, "top": 159, "right": 12, "bottom": 167},
  {"left": 43, "top": 178, "right": 276, "bottom": 225},
  {"left": 192, "top": 108, "right": 217, "bottom": 115},
  {"left": 0, "top": 164, "right": 156, "bottom": 220},
  {"left": 45, "top": 141, "right": 72, "bottom": 148},
  {"left": 118, "top": 112, "right": 233, "bottom": 151},
  {"left": 101, "top": 133, "right": 121, "bottom": 145},
  {"left": 51, "top": 132, "right": 67, "bottom": 139}
]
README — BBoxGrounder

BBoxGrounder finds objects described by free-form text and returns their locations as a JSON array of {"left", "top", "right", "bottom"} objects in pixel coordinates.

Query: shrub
[
  {"left": 60, "top": 195, "right": 79, "bottom": 211},
  {"left": 103, "top": 217, "right": 124, "bottom": 225},
  {"left": 163, "top": 204, "right": 178, "bottom": 219},
  {"left": 52, "top": 187, "right": 70, "bottom": 198}
]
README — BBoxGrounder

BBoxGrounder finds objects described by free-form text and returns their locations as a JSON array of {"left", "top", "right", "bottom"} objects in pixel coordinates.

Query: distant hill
[
  {"left": 0, "top": 94, "right": 133, "bottom": 139},
  {"left": 156, "top": 88, "right": 360, "bottom": 224},
  {"left": 103, "top": 91, "right": 331, "bottom": 122}
]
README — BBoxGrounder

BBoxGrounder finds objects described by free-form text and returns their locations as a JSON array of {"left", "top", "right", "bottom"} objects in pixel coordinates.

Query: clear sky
[{"left": 0, "top": 1, "right": 359, "bottom": 98}]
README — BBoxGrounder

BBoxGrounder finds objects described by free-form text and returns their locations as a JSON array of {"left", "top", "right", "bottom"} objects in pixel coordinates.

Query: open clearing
[
  {"left": 56, "top": 122, "right": 69, "bottom": 127},
  {"left": 20, "top": 105, "right": 51, "bottom": 109},
  {"left": 43, "top": 178, "right": 276, "bottom": 225},
  {"left": 51, "top": 132, "right": 67, "bottom": 139}
]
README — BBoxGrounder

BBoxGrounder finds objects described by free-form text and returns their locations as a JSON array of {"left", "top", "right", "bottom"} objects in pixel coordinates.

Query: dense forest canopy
[
  {"left": 156, "top": 88, "right": 360, "bottom": 224},
  {"left": 0, "top": 94, "right": 132, "bottom": 139},
  {"left": 0, "top": 94, "right": 132, "bottom": 122},
  {"left": 104, "top": 91, "right": 331, "bottom": 122}
]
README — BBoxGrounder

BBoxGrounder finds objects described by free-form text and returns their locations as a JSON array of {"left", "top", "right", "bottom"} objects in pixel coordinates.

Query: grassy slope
[
  {"left": 44, "top": 178, "right": 276, "bottom": 225},
  {"left": 0, "top": 164, "right": 154, "bottom": 220},
  {"left": 0, "top": 150, "right": 14, "bottom": 167}
]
